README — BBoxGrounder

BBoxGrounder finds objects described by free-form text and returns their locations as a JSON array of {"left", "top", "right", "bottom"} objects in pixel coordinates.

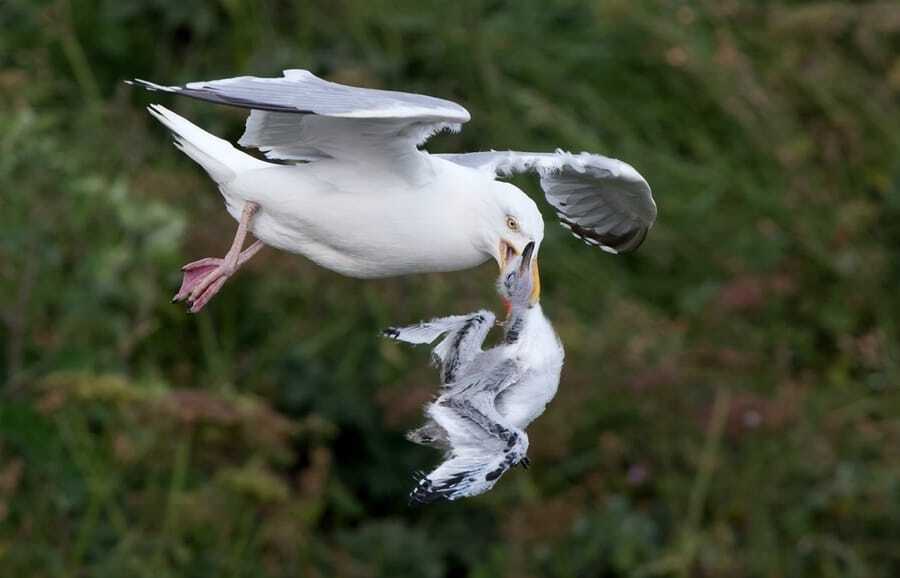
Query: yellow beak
[{"left": 529, "top": 258, "right": 541, "bottom": 305}]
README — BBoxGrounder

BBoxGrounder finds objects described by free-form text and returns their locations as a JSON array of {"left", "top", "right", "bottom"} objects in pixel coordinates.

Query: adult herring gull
[{"left": 129, "top": 70, "right": 656, "bottom": 312}]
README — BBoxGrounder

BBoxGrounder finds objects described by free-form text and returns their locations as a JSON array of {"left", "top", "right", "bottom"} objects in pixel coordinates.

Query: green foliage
[{"left": 1, "top": 1, "right": 899, "bottom": 576}]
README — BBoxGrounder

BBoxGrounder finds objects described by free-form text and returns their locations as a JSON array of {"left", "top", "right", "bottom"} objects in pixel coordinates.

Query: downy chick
[{"left": 384, "top": 242, "right": 564, "bottom": 502}]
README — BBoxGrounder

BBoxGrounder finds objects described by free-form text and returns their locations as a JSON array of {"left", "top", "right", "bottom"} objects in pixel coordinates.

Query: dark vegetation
[{"left": 1, "top": 1, "right": 899, "bottom": 576}]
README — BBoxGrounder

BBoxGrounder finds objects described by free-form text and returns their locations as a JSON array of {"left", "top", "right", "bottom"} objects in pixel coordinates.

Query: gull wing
[
  {"left": 411, "top": 388, "right": 528, "bottom": 503},
  {"left": 410, "top": 359, "right": 528, "bottom": 503},
  {"left": 383, "top": 310, "right": 496, "bottom": 384},
  {"left": 129, "top": 69, "right": 470, "bottom": 175},
  {"left": 437, "top": 150, "right": 656, "bottom": 253}
]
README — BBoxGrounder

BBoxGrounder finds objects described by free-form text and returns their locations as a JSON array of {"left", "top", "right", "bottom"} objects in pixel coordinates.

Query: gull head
[
  {"left": 478, "top": 181, "right": 544, "bottom": 305},
  {"left": 498, "top": 241, "right": 539, "bottom": 309}
]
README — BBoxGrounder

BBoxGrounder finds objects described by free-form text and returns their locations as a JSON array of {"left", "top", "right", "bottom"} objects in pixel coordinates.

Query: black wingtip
[
  {"left": 560, "top": 217, "right": 650, "bottom": 254},
  {"left": 409, "top": 487, "right": 450, "bottom": 506}
]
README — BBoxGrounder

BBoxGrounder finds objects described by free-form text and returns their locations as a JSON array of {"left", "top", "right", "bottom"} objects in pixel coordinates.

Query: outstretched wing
[
  {"left": 383, "top": 310, "right": 496, "bottom": 384},
  {"left": 410, "top": 443, "right": 514, "bottom": 503},
  {"left": 411, "top": 388, "right": 528, "bottom": 503},
  {"left": 437, "top": 150, "right": 656, "bottom": 253},
  {"left": 129, "top": 69, "right": 470, "bottom": 176}
]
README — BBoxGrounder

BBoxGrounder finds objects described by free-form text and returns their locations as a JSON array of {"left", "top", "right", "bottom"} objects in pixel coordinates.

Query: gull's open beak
[{"left": 497, "top": 240, "right": 516, "bottom": 271}]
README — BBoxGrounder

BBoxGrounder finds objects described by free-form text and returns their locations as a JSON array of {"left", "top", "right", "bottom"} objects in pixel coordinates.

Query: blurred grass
[{"left": 1, "top": 0, "right": 900, "bottom": 576}]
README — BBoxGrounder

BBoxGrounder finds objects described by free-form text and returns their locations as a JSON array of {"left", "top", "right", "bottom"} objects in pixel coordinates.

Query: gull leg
[{"left": 172, "top": 202, "right": 263, "bottom": 313}]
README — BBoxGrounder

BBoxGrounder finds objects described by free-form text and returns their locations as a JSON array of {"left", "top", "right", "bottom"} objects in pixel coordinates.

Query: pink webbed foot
[
  {"left": 172, "top": 258, "right": 232, "bottom": 314},
  {"left": 171, "top": 203, "right": 263, "bottom": 314}
]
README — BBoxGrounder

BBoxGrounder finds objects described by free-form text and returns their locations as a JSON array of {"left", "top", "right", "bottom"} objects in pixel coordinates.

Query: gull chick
[{"left": 385, "top": 242, "right": 564, "bottom": 502}]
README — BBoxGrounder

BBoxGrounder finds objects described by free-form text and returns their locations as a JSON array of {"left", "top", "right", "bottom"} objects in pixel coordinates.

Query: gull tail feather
[{"left": 147, "top": 104, "right": 268, "bottom": 185}]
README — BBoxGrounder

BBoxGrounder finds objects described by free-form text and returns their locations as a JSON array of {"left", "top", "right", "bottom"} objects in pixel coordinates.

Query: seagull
[
  {"left": 384, "top": 242, "right": 564, "bottom": 502},
  {"left": 129, "top": 69, "right": 656, "bottom": 312}
]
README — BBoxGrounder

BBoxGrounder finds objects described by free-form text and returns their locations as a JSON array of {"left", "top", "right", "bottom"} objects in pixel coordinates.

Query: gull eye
[{"left": 506, "top": 216, "right": 519, "bottom": 231}]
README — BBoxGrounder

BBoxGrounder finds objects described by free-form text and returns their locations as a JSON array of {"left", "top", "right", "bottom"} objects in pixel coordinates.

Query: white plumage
[
  {"left": 130, "top": 70, "right": 656, "bottom": 313},
  {"left": 385, "top": 242, "right": 564, "bottom": 502}
]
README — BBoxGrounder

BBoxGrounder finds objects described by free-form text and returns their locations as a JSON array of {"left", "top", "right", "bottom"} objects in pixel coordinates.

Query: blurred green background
[{"left": 2, "top": 1, "right": 899, "bottom": 576}]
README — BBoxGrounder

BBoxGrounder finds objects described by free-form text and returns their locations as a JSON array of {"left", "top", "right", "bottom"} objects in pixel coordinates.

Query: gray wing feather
[
  {"left": 437, "top": 150, "right": 656, "bottom": 253},
  {"left": 387, "top": 311, "right": 497, "bottom": 451},
  {"left": 129, "top": 70, "right": 469, "bottom": 166},
  {"left": 130, "top": 70, "right": 469, "bottom": 121},
  {"left": 411, "top": 382, "right": 528, "bottom": 503},
  {"left": 432, "top": 311, "right": 495, "bottom": 385},
  {"left": 382, "top": 314, "right": 478, "bottom": 345},
  {"left": 383, "top": 310, "right": 496, "bottom": 385}
]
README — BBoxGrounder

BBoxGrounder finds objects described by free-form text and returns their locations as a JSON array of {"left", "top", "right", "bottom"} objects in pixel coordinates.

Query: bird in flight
[
  {"left": 384, "top": 242, "right": 564, "bottom": 502},
  {"left": 130, "top": 70, "right": 656, "bottom": 312}
]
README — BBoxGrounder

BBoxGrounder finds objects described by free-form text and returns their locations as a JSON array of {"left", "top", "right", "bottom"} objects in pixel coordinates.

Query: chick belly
[{"left": 496, "top": 376, "right": 559, "bottom": 429}]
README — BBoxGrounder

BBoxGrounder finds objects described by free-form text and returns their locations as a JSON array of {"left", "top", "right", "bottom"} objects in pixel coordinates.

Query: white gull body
[{"left": 221, "top": 157, "right": 515, "bottom": 278}]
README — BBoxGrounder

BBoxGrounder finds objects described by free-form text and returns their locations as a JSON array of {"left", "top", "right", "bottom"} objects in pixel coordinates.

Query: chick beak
[{"left": 518, "top": 242, "right": 534, "bottom": 273}]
